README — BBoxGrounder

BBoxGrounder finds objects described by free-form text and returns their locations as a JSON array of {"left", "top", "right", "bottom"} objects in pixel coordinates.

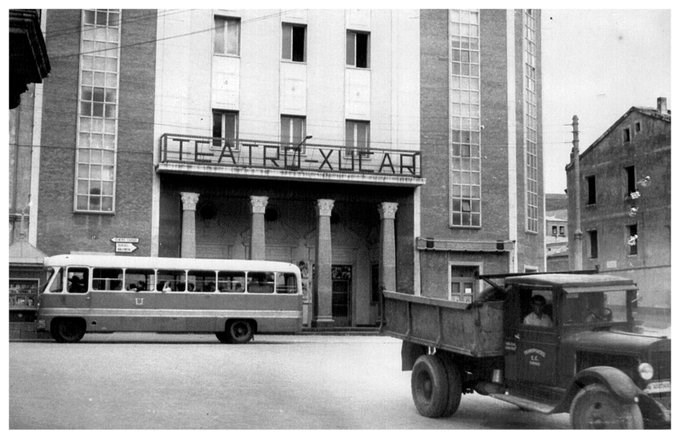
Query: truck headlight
[{"left": 638, "top": 362, "right": 654, "bottom": 380}]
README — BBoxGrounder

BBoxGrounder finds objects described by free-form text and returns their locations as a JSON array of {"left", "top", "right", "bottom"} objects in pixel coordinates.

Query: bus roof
[{"left": 43, "top": 254, "right": 301, "bottom": 273}]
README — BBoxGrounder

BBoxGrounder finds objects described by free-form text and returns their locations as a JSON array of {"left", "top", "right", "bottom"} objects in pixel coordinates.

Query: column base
[{"left": 312, "top": 316, "right": 335, "bottom": 328}]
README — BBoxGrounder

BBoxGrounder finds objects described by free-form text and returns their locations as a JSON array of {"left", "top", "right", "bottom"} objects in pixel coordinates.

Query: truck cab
[
  {"left": 500, "top": 274, "right": 670, "bottom": 428},
  {"left": 382, "top": 272, "right": 671, "bottom": 429}
]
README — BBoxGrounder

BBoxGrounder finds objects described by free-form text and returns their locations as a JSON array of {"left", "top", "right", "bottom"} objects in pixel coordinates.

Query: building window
[
  {"left": 551, "top": 225, "right": 558, "bottom": 236},
  {"left": 524, "top": 10, "right": 539, "bottom": 233},
  {"left": 450, "top": 9, "right": 481, "bottom": 228},
  {"left": 450, "top": 265, "right": 478, "bottom": 304},
  {"left": 281, "top": 115, "right": 307, "bottom": 152},
  {"left": 627, "top": 224, "right": 638, "bottom": 256},
  {"left": 623, "top": 127, "right": 631, "bottom": 143},
  {"left": 625, "top": 165, "right": 636, "bottom": 196},
  {"left": 635, "top": 121, "right": 641, "bottom": 134},
  {"left": 346, "top": 30, "right": 370, "bottom": 68},
  {"left": 282, "top": 23, "right": 306, "bottom": 62},
  {"left": 75, "top": 9, "right": 121, "bottom": 213},
  {"left": 214, "top": 16, "right": 240, "bottom": 56},
  {"left": 586, "top": 175, "right": 596, "bottom": 205},
  {"left": 345, "top": 120, "right": 370, "bottom": 156},
  {"left": 212, "top": 110, "right": 238, "bottom": 149},
  {"left": 588, "top": 230, "right": 598, "bottom": 259},
  {"left": 559, "top": 226, "right": 565, "bottom": 236}
]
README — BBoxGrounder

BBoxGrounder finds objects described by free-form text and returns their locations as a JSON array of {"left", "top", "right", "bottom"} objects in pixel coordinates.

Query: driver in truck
[{"left": 523, "top": 294, "right": 553, "bottom": 327}]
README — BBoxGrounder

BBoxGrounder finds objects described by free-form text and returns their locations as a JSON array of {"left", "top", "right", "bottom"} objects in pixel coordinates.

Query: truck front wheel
[
  {"left": 411, "top": 355, "right": 449, "bottom": 418},
  {"left": 570, "top": 384, "right": 643, "bottom": 429}
]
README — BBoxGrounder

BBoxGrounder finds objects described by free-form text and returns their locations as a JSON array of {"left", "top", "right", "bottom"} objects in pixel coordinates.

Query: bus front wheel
[
  {"left": 226, "top": 319, "right": 254, "bottom": 344},
  {"left": 51, "top": 318, "right": 86, "bottom": 343}
]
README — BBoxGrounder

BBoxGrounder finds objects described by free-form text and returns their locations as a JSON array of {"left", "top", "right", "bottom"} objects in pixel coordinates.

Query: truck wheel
[
  {"left": 226, "top": 320, "right": 254, "bottom": 344},
  {"left": 437, "top": 354, "right": 463, "bottom": 417},
  {"left": 411, "top": 355, "right": 449, "bottom": 418},
  {"left": 570, "top": 384, "right": 643, "bottom": 429},
  {"left": 51, "top": 319, "right": 86, "bottom": 343}
]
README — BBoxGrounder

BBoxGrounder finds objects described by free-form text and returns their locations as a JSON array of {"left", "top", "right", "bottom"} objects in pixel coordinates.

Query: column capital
[
  {"left": 316, "top": 199, "right": 335, "bottom": 217},
  {"left": 250, "top": 196, "right": 269, "bottom": 214},
  {"left": 378, "top": 202, "right": 399, "bottom": 220},
  {"left": 180, "top": 192, "right": 200, "bottom": 211}
]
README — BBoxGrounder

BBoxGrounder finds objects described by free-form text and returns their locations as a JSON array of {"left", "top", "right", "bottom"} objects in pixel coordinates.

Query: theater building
[{"left": 16, "top": 8, "right": 545, "bottom": 328}]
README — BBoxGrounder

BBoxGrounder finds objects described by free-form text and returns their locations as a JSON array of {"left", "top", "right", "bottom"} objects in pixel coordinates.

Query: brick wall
[{"left": 38, "top": 10, "right": 157, "bottom": 256}]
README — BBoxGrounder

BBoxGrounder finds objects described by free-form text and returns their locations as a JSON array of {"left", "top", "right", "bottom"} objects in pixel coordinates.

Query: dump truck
[{"left": 381, "top": 273, "right": 670, "bottom": 429}]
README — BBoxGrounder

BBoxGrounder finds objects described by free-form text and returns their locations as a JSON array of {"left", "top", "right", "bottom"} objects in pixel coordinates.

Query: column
[
  {"left": 379, "top": 202, "right": 399, "bottom": 292},
  {"left": 250, "top": 195, "right": 268, "bottom": 260},
  {"left": 314, "top": 199, "right": 334, "bottom": 326},
  {"left": 180, "top": 192, "right": 200, "bottom": 258}
]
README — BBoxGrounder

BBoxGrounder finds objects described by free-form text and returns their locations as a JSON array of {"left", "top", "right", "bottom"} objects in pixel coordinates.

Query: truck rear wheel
[
  {"left": 570, "top": 384, "right": 643, "bottom": 429},
  {"left": 411, "top": 355, "right": 449, "bottom": 418},
  {"left": 436, "top": 353, "right": 463, "bottom": 417}
]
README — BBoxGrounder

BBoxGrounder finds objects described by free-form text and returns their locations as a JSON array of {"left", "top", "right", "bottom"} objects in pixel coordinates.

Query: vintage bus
[{"left": 36, "top": 254, "right": 303, "bottom": 343}]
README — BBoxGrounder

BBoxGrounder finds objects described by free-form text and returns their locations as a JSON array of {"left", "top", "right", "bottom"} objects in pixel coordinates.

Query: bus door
[{"left": 63, "top": 266, "right": 92, "bottom": 309}]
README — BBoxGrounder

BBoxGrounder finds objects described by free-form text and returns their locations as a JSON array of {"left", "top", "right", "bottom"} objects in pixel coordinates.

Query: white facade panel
[
  {"left": 280, "top": 63, "right": 307, "bottom": 115},
  {"left": 212, "top": 56, "right": 240, "bottom": 110}
]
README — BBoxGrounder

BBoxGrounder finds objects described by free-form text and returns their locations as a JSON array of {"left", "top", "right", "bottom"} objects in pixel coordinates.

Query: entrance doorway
[{"left": 332, "top": 265, "right": 352, "bottom": 326}]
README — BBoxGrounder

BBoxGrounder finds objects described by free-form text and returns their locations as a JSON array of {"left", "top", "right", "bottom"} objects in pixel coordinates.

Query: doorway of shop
[{"left": 331, "top": 265, "right": 352, "bottom": 326}]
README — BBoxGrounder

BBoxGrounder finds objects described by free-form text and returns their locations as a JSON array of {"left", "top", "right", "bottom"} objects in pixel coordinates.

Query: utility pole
[{"left": 571, "top": 115, "right": 583, "bottom": 270}]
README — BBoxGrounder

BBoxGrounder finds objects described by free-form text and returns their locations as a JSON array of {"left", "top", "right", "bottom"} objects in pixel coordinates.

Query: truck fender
[
  {"left": 555, "top": 366, "right": 642, "bottom": 413},
  {"left": 401, "top": 341, "right": 428, "bottom": 371}
]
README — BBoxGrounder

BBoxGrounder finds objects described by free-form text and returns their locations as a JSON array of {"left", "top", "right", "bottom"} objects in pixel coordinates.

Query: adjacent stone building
[{"left": 566, "top": 98, "right": 671, "bottom": 316}]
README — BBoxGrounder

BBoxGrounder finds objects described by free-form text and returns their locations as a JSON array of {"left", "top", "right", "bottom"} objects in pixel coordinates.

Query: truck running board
[{"left": 490, "top": 393, "right": 556, "bottom": 414}]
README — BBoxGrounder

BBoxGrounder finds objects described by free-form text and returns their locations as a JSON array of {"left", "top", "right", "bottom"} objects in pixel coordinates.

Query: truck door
[{"left": 505, "top": 287, "right": 559, "bottom": 386}]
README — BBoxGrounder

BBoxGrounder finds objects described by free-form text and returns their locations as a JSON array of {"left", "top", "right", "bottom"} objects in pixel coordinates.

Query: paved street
[{"left": 10, "top": 334, "right": 570, "bottom": 429}]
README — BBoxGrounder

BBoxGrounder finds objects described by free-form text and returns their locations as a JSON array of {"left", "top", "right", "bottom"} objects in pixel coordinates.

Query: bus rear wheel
[
  {"left": 51, "top": 319, "right": 86, "bottom": 343},
  {"left": 226, "top": 320, "right": 254, "bottom": 344}
]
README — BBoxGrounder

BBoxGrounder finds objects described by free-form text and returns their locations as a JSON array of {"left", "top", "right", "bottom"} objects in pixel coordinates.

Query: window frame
[
  {"left": 588, "top": 229, "right": 599, "bottom": 259},
  {"left": 346, "top": 30, "right": 370, "bottom": 68},
  {"left": 345, "top": 119, "right": 370, "bottom": 157},
  {"left": 448, "top": 263, "right": 480, "bottom": 304},
  {"left": 586, "top": 175, "right": 597, "bottom": 205},
  {"left": 75, "top": 9, "right": 121, "bottom": 214},
  {"left": 213, "top": 16, "right": 241, "bottom": 56},
  {"left": 281, "top": 115, "right": 307, "bottom": 154},
  {"left": 212, "top": 109, "right": 239, "bottom": 150},
  {"left": 282, "top": 22, "right": 307, "bottom": 62},
  {"left": 627, "top": 224, "right": 638, "bottom": 256}
]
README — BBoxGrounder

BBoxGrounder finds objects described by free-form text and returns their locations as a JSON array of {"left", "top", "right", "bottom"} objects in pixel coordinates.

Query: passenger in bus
[
  {"left": 206, "top": 282, "right": 216, "bottom": 292},
  {"left": 128, "top": 284, "right": 138, "bottom": 292},
  {"left": 68, "top": 275, "right": 86, "bottom": 293},
  {"left": 187, "top": 283, "right": 195, "bottom": 292},
  {"left": 162, "top": 281, "right": 172, "bottom": 293}
]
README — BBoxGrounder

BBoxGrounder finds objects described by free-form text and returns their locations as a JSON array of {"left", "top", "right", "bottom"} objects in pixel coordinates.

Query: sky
[{"left": 540, "top": 8, "right": 671, "bottom": 194}]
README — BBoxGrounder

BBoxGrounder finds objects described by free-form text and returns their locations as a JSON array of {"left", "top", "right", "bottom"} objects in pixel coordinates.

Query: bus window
[
  {"left": 156, "top": 270, "right": 186, "bottom": 292},
  {"left": 217, "top": 271, "right": 245, "bottom": 293},
  {"left": 48, "top": 268, "right": 63, "bottom": 293},
  {"left": 276, "top": 272, "right": 298, "bottom": 294},
  {"left": 248, "top": 272, "right": 275, "bottom": 293},
  {"left": 93, "top": 268, "right": 123, "bottom": 291},
  {"left": 66, "top": 267, "right": 89, "bottom": 293},
  {"left": 187, "top": 271, "right": 217, "bottom": 292},
  {"left": 125, "top": 269, "right": 155, "bottom": 292}
]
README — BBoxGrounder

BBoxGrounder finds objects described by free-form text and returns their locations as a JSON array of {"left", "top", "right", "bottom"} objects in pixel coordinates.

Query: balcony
[{"left": 157, "top": 134, "right": 425, "bottom": 187}]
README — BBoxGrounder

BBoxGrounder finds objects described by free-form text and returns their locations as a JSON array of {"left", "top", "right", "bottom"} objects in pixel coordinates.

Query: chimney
[{"left": 657, "top": 97, "right": 668, "bottom": 114}]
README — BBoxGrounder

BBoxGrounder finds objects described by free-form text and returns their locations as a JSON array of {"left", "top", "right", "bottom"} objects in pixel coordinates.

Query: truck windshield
[{"left": 563, "top": 289, "right": 628, "bottom": 325}]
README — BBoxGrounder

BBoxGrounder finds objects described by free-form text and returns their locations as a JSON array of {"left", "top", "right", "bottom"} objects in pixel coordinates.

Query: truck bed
[{"left": 381, "top": 290, "right": 504, "bottom": 357}]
